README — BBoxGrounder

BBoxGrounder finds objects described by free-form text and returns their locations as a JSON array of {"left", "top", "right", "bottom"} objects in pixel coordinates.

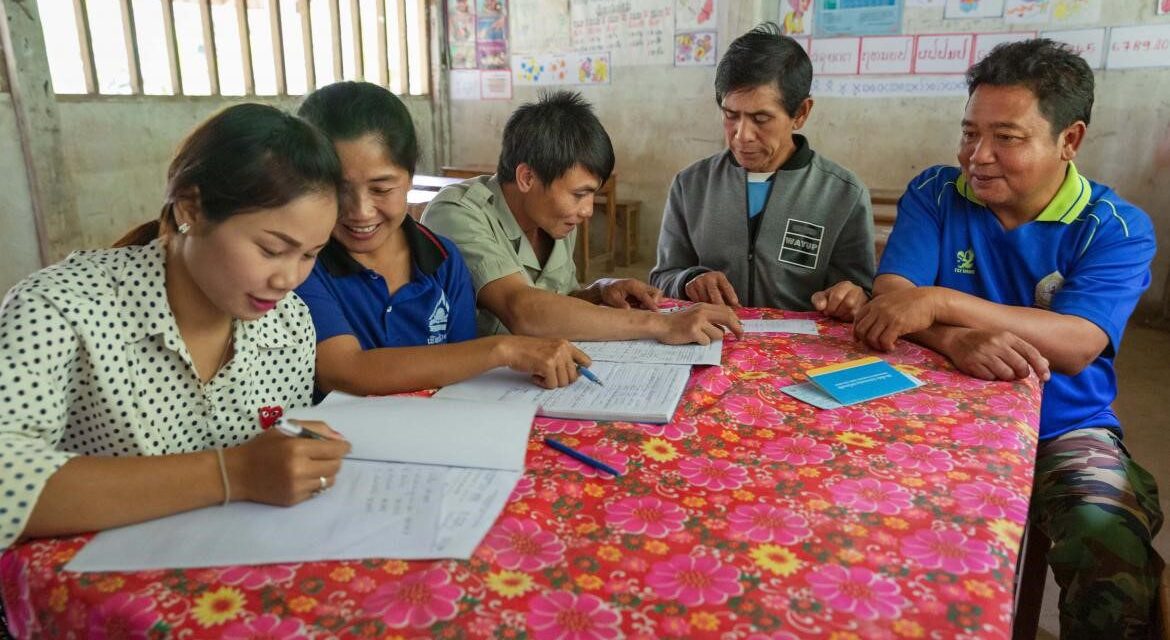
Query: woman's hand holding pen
[
  {"left": 493, "top": 335, "right": 592, "bottom": 389},
  {"left": 226, "top": 421, "right": 350, "bottom": 506}
]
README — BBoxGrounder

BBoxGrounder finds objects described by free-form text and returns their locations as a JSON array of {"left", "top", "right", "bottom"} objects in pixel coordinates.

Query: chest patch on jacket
[{"left": 778, "top": 219, "right": 824, "bottom": 270}]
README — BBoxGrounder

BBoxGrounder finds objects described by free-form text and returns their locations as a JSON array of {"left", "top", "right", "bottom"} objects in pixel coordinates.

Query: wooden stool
[{"left": 595, "top": 199, "right": 641, "bottom": 267}]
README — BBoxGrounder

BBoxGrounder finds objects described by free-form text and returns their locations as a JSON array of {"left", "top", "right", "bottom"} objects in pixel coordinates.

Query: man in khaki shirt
[{"left": 424, "top": 91, "right": 741, "bottom": 344}]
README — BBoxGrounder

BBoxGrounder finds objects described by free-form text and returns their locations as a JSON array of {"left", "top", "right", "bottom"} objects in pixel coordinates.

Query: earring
[{"left": 177, "top": 222, "right": 191, "bottom": 235}]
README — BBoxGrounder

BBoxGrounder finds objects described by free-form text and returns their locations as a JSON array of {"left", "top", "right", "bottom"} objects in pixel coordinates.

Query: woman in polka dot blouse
[
  {"left": 0, "top": 104, "right": 351, "bottom": 550},
  {"left": 293, "top": 81, "right": 591, "bottom": 396}
]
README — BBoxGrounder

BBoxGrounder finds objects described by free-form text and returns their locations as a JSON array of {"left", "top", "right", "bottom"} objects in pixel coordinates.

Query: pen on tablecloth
[
  {"left": 274, "top": 417, "right": 331, "bottom": 441},
  {"left": 544, "top": 437, "right": 621, "bottom": 477},
  {"left": 577, "top": 364, "right": 604, "bottom": 386}
]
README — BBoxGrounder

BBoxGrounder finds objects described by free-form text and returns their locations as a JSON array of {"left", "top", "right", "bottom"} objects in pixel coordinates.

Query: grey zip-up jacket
[{"left": 650, "top": 136, "right": 874, "bottom": 310}]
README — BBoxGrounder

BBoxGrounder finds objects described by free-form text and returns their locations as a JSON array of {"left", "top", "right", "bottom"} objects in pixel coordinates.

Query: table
[
  {"left": 441, "top": 164, "right": 618, "bottom": 280},
  {"left": 0, "top": 309, "right": 1041, "bottom": 639}
]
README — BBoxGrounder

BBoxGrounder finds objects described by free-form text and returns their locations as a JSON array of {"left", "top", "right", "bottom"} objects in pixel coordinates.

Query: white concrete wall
[
  {"left": 0, "top": 93, "right": 44, "bottom": 296},
  {"left": 447, "top": 0, "right": 1170, "bottom": 308},
  {"left": 56, "top": 95, "right": 437, "bottom": 250}
]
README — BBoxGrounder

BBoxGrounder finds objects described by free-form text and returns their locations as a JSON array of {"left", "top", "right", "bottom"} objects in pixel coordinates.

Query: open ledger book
[
  {"left": 434, "top": 361, "right": 692, "bottom": 423},
  {"left": 66, "top": 396, "right": 536, "bottom": 572}
]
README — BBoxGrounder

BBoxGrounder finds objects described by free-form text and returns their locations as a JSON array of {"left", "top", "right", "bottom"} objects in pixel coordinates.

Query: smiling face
[
  {"left": 330, "top": 134, "right": 412, "bottom": 255},
  {"left": 958, "top": 84, "right": 1082, "bottom": 222},
  {"left": 721, "top": 83, "right": 811, "bottom": 173},
  {"left": 173, "top": 191, "right": 337, "bottom": 320},
  {"left": 517, "top": 163, "right": 601, "bottom": 240}
]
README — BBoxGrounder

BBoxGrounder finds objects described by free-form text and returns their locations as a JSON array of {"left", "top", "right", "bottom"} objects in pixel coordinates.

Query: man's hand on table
[
  {"left": 853, "top": 286, "right": 943, "bottom": 351},
  {"left": 811, "top": 281, "right": 868, "bottom": 321},
  {"left": 595, "top": 278, "right": 663, "bottom": 310},
  {"left": 684, "top": 271, "right": 741, "bottom": 307},
  {"left": 653, "top": 302, "right": 743, "bottom": 345},
  {"left": 941, "top": 327, "right": 1051, "bottom": 382}
]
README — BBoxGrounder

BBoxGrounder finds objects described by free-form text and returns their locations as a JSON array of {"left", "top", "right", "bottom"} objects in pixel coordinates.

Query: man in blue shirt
[{"left": 855, "top": 39, "right": 1161, "bottom": 637}]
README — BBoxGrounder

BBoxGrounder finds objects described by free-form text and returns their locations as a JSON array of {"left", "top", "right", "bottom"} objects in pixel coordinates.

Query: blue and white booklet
[{"left": 781, "top": 356, "right": 922, "bottom": 409}]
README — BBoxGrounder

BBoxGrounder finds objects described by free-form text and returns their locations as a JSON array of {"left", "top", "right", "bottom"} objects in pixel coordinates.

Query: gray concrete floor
[{"left": 600, "top": 258, "right": 1170, "bottom": 639}]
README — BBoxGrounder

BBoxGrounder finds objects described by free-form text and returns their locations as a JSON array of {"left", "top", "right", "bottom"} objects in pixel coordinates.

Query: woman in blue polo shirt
[{"left": 296, "top": 82, "right": 589, "bottom": 395}]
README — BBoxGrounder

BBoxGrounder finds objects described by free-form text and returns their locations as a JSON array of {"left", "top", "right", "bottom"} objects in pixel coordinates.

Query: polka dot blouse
[{"left": 0, "top": 240, "right": 316, "bottom": 548}]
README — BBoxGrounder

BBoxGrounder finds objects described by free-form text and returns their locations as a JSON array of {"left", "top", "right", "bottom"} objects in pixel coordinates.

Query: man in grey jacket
[{"left": 650, "top": 23, "right": 874, "bottom": 318}]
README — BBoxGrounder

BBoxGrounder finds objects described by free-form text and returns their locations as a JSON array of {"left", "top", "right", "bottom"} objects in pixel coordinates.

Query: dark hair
[
  {"left": 715, "top": 22, "right": 812, "bottom": 117},
  {"left": 966, "top": 38, "right": 1094, "bottom": 137},
  {"left": 115, "top": 103, "right": 342, "bottom": 247},
  {"left": 497, "top": 90, "right": 614, "bottom": 186},
  {"left": 297, "top": 81, "right": 420, "bottom": 175}
]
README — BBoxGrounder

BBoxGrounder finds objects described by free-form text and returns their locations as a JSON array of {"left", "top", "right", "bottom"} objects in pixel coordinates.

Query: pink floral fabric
[{"left": 0, "top": 310, "right": 1041, "bottom": 639}]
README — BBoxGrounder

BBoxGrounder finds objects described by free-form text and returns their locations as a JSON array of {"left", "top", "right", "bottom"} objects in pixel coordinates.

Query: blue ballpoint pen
[
  {"left": 577, "top": 364, "right": 604, "bottom": 386},
  {"left": 544, "top": 437, "right": 621, "bottom": 477}
]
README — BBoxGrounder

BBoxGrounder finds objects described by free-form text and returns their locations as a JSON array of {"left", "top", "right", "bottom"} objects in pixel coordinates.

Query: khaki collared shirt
[
  {"left": 422, "top": 175, "right": 578, "bottom": 336},
  {"left": 0, "top": 240, "right": 316, "bottom": 549}
]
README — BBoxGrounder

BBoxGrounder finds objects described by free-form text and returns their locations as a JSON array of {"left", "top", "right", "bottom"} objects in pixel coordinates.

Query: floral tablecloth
[{"left": 1, "top": 310, "right": 1041, "bottom": 639}]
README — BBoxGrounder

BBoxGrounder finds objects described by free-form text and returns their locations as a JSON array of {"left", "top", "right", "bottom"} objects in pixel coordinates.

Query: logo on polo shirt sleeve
[
  {"left": 427, "top": 293, "right": 450, "bottom": 344},
  {"left": 954, "top": 249, "right": 976, "bottom": 275},
  {"left": 1034, "top": 271, "right": 1065, "bottom": 310},
  {"left": 778, "top": 219, "right": 824, "bottom": 270}
]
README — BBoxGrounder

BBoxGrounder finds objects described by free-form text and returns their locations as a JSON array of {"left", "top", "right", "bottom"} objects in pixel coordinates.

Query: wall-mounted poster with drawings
[
  {"left": 676, "top": 0, "right": 716, "bottom": 31},
  {"left": 1161, "top": 0, "right": 1170, "bottom": 16},
  {"left": 1004, "top": 0, "right": 1051, "bottom": 23},
  {"left": 512, "top": 52, "right": 611, "bottom": 86},
  {"left": 675, "top": 31, "right": 717, "bottom": 66},
  {"left": 475, "top": 0, "right": 510, "bottom": 69},
  {"left": 1049, "top": 0, "right": 1100, "bottom": 24},
  {"left": 944, "top": 0, "right": 1005, "bottom": 19},
  {"left": 780, "top": 0, "right": 814, "bottom": 36},
  {"left": 510, "top": 0, "right": 571, "bottom": 53},
  {"left": 448, "top": 0, "right": 477, "bottom": 69}
]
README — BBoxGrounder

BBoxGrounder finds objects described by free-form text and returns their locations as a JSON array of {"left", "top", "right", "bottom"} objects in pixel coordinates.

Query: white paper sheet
[
  {"left": 741, "top": 319, "right": 820, "bottom": 335},
  {"left": 435, "top": 362, "right": 692, "bottom": 423},
  {"left": 287, "top": 395, "right": 536, "bottom": 472},
  {"left": 574, "top": 339, "right": 722, "bottom": 365}
]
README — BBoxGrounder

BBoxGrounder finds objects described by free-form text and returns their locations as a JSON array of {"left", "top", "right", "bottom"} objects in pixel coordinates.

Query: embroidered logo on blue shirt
[
  {"left": 427, "top": 293, "right": 450, "bottom": 344},
  {"left": 954, "top": 249, "right": 976, "bottom": 275}
]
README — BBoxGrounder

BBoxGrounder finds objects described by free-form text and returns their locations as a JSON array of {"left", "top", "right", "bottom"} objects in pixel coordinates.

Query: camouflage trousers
[{"left": 1031, "top": 427, "right": 1164, "bottom": 640}]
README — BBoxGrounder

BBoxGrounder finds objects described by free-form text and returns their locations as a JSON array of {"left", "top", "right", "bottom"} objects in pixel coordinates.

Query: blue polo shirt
[
  {"left": 295, "top": 216, "right": 478, "bottom": 351},
  {"left": 878, "top": 164, "right": 1155, "bottom": 441}
]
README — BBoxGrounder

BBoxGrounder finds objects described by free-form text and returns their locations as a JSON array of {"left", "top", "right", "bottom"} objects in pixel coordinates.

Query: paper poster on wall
[
  {"left": 859, "top": 35, "right": 915, "bottom": 74},
  {"left": 944, "top": 0, "right": 1005, "bottom": 19},
  {"left": 675, "top": 31, "right": 717, "bottom": 66},
  {"left": 809, "top": 37, "right": 861, "bottom": 75},
  {"left": 1106, "top": 24, "right": 1170, "bottom": 70},
  {"left": 448, "top": 0, "right": 478, "bottom": 69},
  {"left": 1049, "top": 0, "right": 1100, "bottom": 24},
  {"left": 812, "top": 74, "right": 968, "bottom": 97},
  {"left": 676, "top": 0, "right": 716, "bottom": 31},
  {"left": 906, "top": 0, "right": 945, "bottom": 6},
  {"left": 478, "top": 41, "right": 508, "bottom": 69},
  {"left": 973, "top": 31, "right": 1036, "bottom": 63},
  {"left": 1004, "top": 0, "right": 1051, "bottom": 23},
  {"left": 780, "top": 0, "right": 814, "bottom": 36},
  {"left": 1160, "top": 0, "right": 1170, "bottom": 16},
  {"left": 481, "top": 70, "right": 513, "bottom": 99},
  {"left": 1040, "top": 27, "right": 1105, "bottom": 68},
  {"left": 512, "top": 52, "right": 611, "bottom": 85},
  {"left": 510, "top": 0, "right": 571, "bottom": 53},
  {"left": 571, "top": 0, "right": 673, "bottom": 66},
  {"left": 815, "top": 0, "right": 905, "bottom": 37},
  {"left": 450, "top": 69, "right": 481, "bottom": 100},
  {"left": 914, "top": 33, "right": 974, "bottom": 73}
]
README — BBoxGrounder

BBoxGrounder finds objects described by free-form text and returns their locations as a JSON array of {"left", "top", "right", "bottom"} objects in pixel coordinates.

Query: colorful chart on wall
[
  {"left": 676, "top": 0, "right": 716, "bottom": 31},
  {"left": 944, "top": 0, "right": 1005, "bottom": 19},
  {"left": 512, "top": 52, "right": 611, "bottom": 86},
  {"left": 675, "top": 31, "right": 717, "bottom": 66},
  {"left": 1041, "top": 27, "right": 1105, "bottom": 68},
  {"left": 1049, "top": 0, "right": 1101, "bottom": 24},
  {"left": 780, "top": 0, "right": 814, "bottom": 36},
  {"left": 1161, "top": 0, "right": 1170, "bottom": 16},
  {"left": 1004, "top": 0, "right": 1050, "bottom": 23},
  {"left": 814, "top": 0, "right": 905, "bottom": 37}
]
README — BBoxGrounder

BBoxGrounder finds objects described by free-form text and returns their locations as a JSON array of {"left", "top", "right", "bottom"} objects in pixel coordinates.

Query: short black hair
[
  {"left": 497, "top": 90, "right": 615, "bottom": 185},
  {"left": 966, "top": 38, "right": 1094, "bottom": 137},
  {"left": 715, "top": 22, "right": 812, "bottom": 117},
  {"left": 298, "top": 81, "right": 420, "bottom": 175}
]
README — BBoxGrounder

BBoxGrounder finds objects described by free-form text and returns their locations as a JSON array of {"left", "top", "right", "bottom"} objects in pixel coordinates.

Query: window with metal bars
[{"left": 35, "top": 0, "right": 429, "bottom": 97}]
